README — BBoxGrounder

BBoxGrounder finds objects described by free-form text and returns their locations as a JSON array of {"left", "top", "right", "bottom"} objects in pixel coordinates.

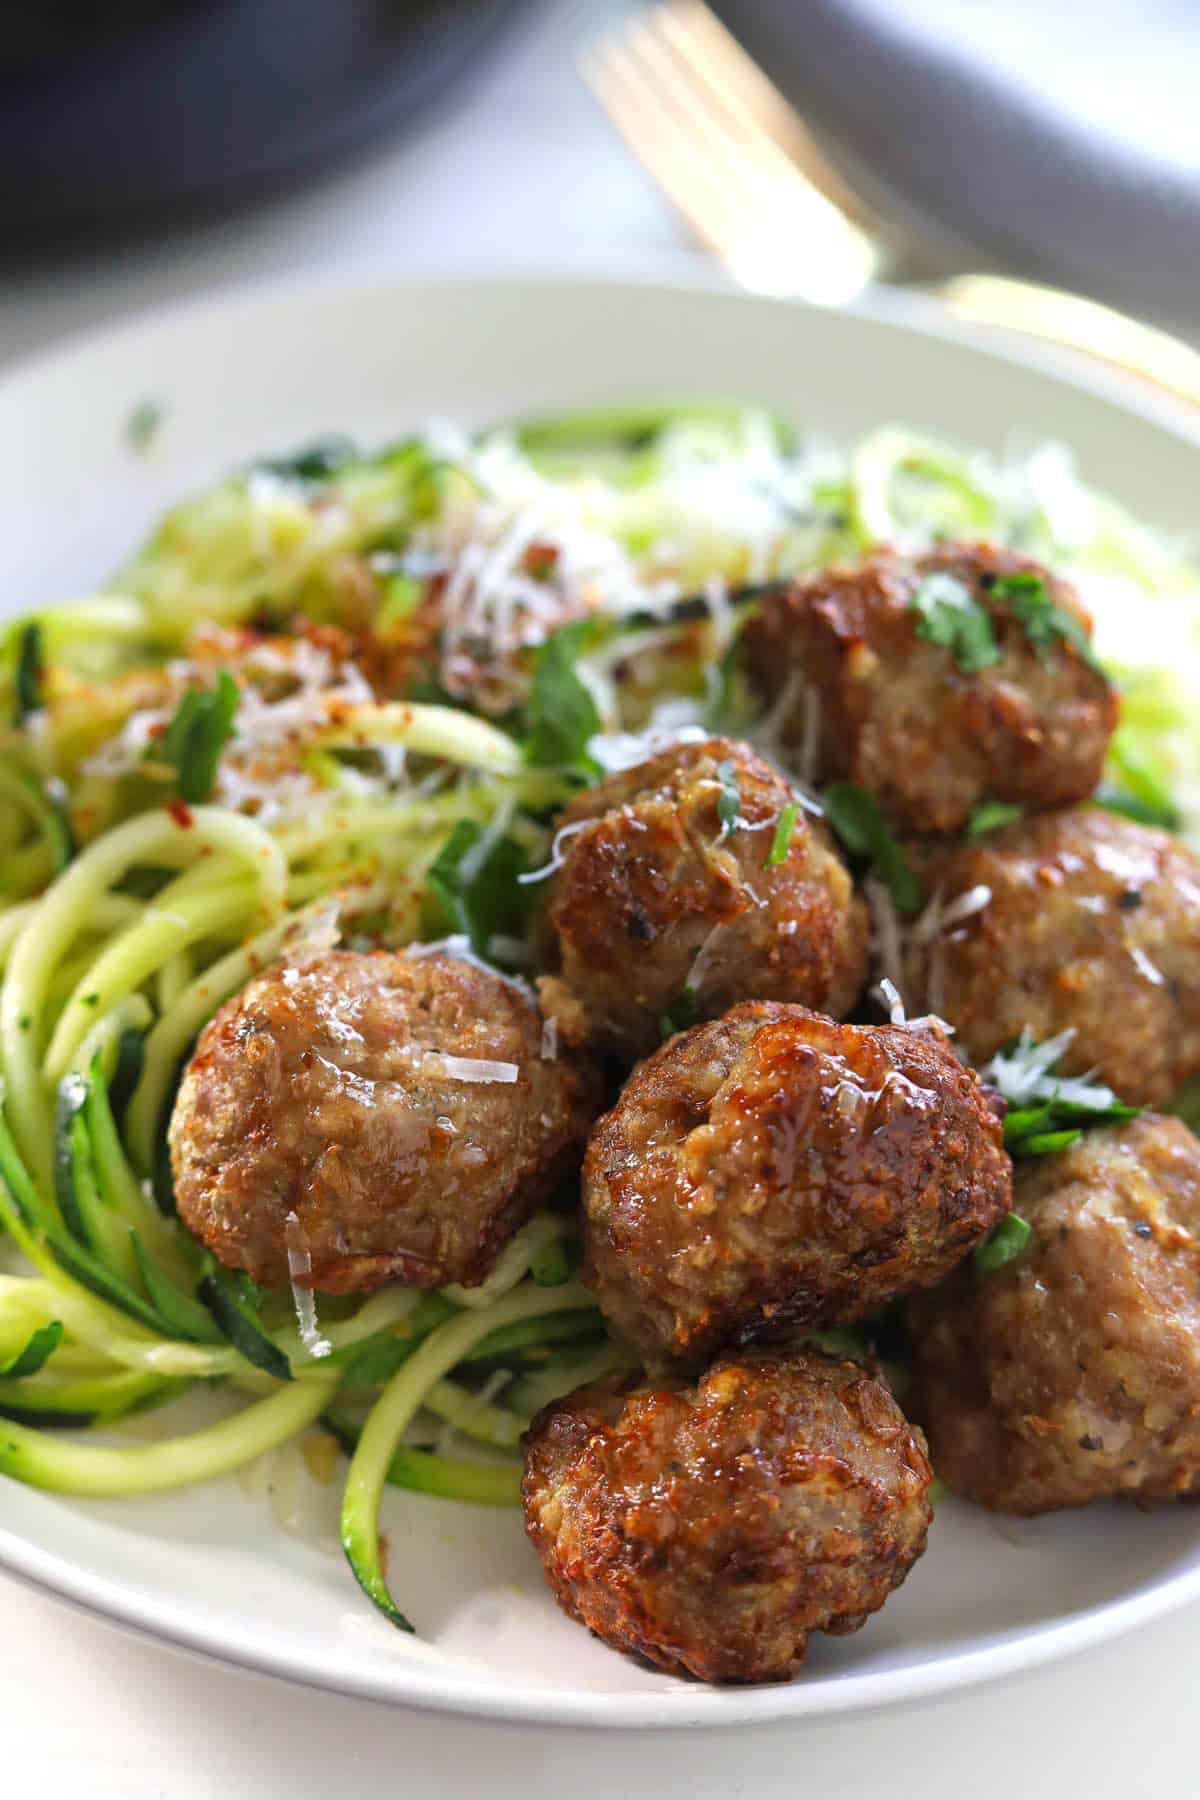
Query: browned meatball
[
  {"left": 522, "top": 1348, "right": 933, "bottom": 1683},
  {"left": 537, "top": 736, "right": 868, "bottom": 1060},
  {"left": 911, "top": 808, "right": 1200, "bottom": 1108},
  {"left": 170, "top": 948, "right": 600, "bottom": 1294},
  {"left": 743, "top": 543, "right": 1118, "bottom": 835},
  {"left": 909, "top": 1116, "right": 1200, "bottom": 1513},
  {"left": 582, "top": 1001, "right": 1012, "bottom": 1368}
]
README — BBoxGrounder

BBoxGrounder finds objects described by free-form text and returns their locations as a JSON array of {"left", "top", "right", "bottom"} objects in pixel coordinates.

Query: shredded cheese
[
  {"left": 422, "top": 1054, "right": 520, "bottom": 1084},
  {"left": 284, "top": 1211, "right": 332, "bottom": 1360},
  {"left": 517, "top": 818, "right": 592, "bottom": 886}
]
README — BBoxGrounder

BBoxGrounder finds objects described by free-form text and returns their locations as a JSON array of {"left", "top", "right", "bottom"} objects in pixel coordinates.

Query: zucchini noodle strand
[
  {"left": 0, "top": 808, "right": 285, "bottom": 1188},
  {"left": 0, "top": 1375, "right": 338, "bottom": 1496}
]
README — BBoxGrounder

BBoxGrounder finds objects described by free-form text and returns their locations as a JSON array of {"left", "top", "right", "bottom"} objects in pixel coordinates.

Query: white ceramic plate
[{"left": 3, "top": 275, "right": 1200, "bottom": 1728}]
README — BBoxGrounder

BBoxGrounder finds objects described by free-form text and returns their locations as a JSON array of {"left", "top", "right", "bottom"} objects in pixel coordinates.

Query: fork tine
[
  {"left": 585, "top": 40, "right": 757, "bottom": 267},
  {"left": 659, "top": 0, "right": 877, "bottom": 230},
  {"left": 585, "top": 8, "right": 879, "bottom": 302},
  {"left": 642, "top": 2, "right": 881, "bottom": 259}
]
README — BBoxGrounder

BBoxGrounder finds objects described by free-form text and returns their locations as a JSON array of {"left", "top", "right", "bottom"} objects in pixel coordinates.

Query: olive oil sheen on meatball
[
  {"left": 523, "top": 1348, "right": 933, "bottom": 1683},
  {"left": 538, "top": 735, "right": 868, "bottom": 1060},
  {"left": 744, "top": 543, "right": 1117, "bottom": 836},
  {"left": 171, "top": 948, "right": 600, "bottom": 1294},
  {"left": 582, "top": 1001, "right": 1012, "bottom": 1369}
]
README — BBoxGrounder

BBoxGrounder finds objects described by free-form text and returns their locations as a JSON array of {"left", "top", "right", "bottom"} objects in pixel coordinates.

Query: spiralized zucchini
[{"left": 1, "top": 404, "right": 1198, "bottom": 1637}]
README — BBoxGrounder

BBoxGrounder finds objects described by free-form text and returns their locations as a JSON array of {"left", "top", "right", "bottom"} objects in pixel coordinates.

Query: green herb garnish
[
  {"left": 1095, "top": 727, "right": 1181, "bottom": 831},
  {"left": 1095, "top": 786, "right": 1181, "bottom": 830},
  {"left": 982, "top": 1030, "right": 1140, "bottom": 1160},
  {"left": 423, "top": 818, "right": 530, "bottom": 960},
  {"left": 965, "top": 799, "right": 1023, "bottom": 840},
  {"left": 154, "top": 671, "right": 240, "bottom": 803},
  {"left": 822, "top": 782, "right": 923, "bottom": 916},
  {"left": 975, "top": 1213, "right": 1032, "bottom": 1275},
  {"left": 990, "top": 571, "right": 1104, "bottom": 673},
  {"left": 660, "top": 983, "right": 699, "bottom": 1041},
  {"left": 125, "top": 399, "right": 164, "bottom": 453},
  {"left": 767, "top": 800, "right": 801, "bottom": 866},
  {"left": 910, "top": 573, "right": 1000, "bottom": 673},
  {"left": 255, "top": 436, "right": 357, "bottom": 482},
  {"left": 715, "top": 759, "right": 742, "bottom": 835},
  {"left": 13, "top": 621, "right": 45, "bottom": 725},
  {"left": 523, "top": 619, "right": 601, "bottom": 775}
]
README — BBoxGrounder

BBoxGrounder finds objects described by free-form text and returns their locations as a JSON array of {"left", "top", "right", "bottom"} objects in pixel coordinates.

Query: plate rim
[
  {"left": 3, "top": 1505, "right": 1200, "bottom": 1728},
  {"left": 3, "top": 265, "right": 1200, "bottom": 1727}
]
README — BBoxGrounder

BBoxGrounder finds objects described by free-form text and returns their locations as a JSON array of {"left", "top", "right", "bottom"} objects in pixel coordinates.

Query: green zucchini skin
[{"left": 199, "top": 1267, "right": 292, "bottom": 1382}]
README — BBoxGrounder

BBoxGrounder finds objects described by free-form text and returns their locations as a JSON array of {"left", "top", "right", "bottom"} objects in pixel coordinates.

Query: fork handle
[{"left": 934, "top": 275, "right": 1200, "bottom": 412}]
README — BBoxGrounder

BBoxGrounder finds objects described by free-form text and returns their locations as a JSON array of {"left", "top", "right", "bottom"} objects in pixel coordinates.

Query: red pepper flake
[
  {"left": 523, "top": 541, "right": 559, "bottom": 580},
  {"left": 168, "top": 798, "right": 194, "bottom": 829}
]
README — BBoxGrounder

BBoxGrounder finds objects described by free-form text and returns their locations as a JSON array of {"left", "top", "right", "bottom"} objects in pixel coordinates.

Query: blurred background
[{"left": 2, "top": 0, "right": 1197, "bottom": 375}]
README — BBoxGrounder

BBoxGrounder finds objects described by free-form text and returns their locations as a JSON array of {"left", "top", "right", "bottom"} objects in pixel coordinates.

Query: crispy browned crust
[
  {"left": 582, "top": 1001, "right": 1012, "bottom": 1368},
  {"left": 914, "top": 807, "right": 1200, "bottom": 1108},
  {"left": 538, "top": 736, "right": 868, "bottom": 1060},
  {"left": 742, "top": 542, "right": 1118, "bottom": 836},
  {"left": 909, "top": 1115, "right": 1200, "bottom": 1513},
  {"left": 170, "top": 949, "right": 601, "bottom": 1293},
  {"left": 522, "top": 1348, "right": 933, "bottom": 1683}
]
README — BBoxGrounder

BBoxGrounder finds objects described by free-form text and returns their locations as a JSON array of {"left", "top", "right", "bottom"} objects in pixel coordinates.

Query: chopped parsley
[
  {"left": 1095, "top": 727, "right": 1181, "bottom": 831},
  {"left": 715, "top": 759, "right": 742, "bottom": 835},
  {"left": 975, "top": 1213, "right": 1031, "bottom": 1275},
  {"left": 989, "top": 571, "right": 1104, "bottom": 673},
  {"left": 909, "top": 573, "right": 999, "bottom": 673},
  {"left": 13, "top": 621, "right": 45, "bottom": 725},
  {"left": 254, "top": 436, "right": 357, "bottom": 482},
  {"left": 423, "top": 819, "right": 531, "bottom": 961},
  {"left": 523, "top": 619, "right": 601, "bottom": 776},
  {"left": 1095, "top": 786, "right": 1181, "bottom": 831},
  {"left": 125, "top": 399, "right": 164, "bottom": 454},
  {"left": 767, "top": 800, "right": 801, "bottom": 866},
  {"left": 965, "top": 800, "right": 1023, "bottom": 840},
  {"left": 660, "top": 983, "right": 699, "bottom": 1042},
  {"left": 154, "top": 671, "right": 240, "bottom": 803},
  {"left": 822, "top": 782, "right": 923, "bottom": 916}
]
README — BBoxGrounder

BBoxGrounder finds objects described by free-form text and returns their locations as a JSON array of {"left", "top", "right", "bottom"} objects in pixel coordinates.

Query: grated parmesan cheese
[
  {"left": 284, "top": 1211, "right": 332, "bottom": 1360},
  {"left": 422, "top": 1053, "right": 520, "bottom": 1084},
  {"left": 517, "top": 818, "right": 592, "bottom": 886},
  {"left": 981, "top": 1027, "right": 1118, "bottom": 1110}
]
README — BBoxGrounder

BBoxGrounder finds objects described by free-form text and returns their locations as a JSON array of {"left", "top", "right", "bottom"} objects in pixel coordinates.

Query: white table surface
[{"left": 2, "top": 2, "right": 1197, "bottom": 1791}]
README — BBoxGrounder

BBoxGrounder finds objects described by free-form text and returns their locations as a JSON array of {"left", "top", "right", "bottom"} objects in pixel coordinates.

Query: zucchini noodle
[{"left": 1, "top": 404, "right": 1198, "bottom": 1640}]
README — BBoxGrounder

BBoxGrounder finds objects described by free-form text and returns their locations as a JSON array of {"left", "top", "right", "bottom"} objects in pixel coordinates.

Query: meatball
[
  {"left": 912, "top": 808, "right": 1200, "bottom": 1108},
  {"left": 743, "top": 543, "right": 1117, "bottom": 835},
  {"left": 537, "top": 736, "right": 868, "bottom": 1059},
  {"left": 522, "top": 1348, "right": 933, "bottom": 1683},
  {"left": 909, "top": 1116, "right": 1200, "bottom": 1513},
  {"left": 170, "top": 948, "right": 600, "bottom": 1294},
  {"left": 582, "top": 1001, "right": 1012, "bottom": 1368}
]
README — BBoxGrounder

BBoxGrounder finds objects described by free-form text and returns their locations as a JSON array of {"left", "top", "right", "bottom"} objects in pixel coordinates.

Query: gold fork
[{"left": 585, "top": 0, "right": 1200, "bottom": 409}]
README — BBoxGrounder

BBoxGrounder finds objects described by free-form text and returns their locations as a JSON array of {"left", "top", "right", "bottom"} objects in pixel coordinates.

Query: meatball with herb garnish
[
  {"left": 911, "top": 808, "right": 1200, "bottom": 1109},
  {"left": 909, "top": 1115, "right": 1200, "bottom": 1514},
  {"left": 535, "top": 736, "right": 869, "bottom": 1060},
  {"left": 522, "top": 1346, "right": 933, "bottom": 1684},
  {"left": 742, "top": 542, "right": 1118, "bottom": 836},
  {"left": 169, "top": 947, "right": 601, "bottom": 1294},
  {"left": 582, "top": 1001, "right": 1012, "bottom": 1370}
]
